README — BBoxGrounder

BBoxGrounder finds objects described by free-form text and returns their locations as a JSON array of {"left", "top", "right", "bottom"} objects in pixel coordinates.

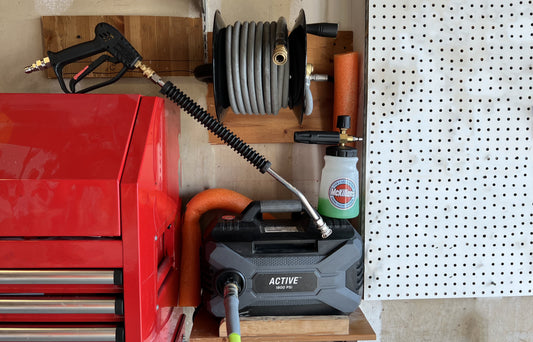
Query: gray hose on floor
[
  {"left": 224, "top": 283, "right": 241, "bottom": 341},
  {"left": 224, "top": 17, "right": 289, "bottom": 115}
]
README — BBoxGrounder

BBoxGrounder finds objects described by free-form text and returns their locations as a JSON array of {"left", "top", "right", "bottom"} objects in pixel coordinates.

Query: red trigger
[{"left": 73, "top": 65, "right": 89, "bottom": 80}]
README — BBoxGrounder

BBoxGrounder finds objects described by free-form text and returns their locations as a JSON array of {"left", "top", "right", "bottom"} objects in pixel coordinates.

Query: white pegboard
[{"left": 364, "top": 0, "right": 533, "bottom": 300}]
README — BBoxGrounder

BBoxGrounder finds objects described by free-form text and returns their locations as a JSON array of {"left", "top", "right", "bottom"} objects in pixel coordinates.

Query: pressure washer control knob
[{"left": 336, "top": 115, "right": 351, "bottom": 130}]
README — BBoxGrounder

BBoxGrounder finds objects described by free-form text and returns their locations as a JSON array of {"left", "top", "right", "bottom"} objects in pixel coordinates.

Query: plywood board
[
  {"left": 42, "top": 16, "right": 203, "bottom": 78},
  {"left": 219, "top": 315, "right": 349, "bottom": 337},
  {"left": 190, "top": 307, "right": 375, "bottom": 342},
  {"left": 207, "top": 31, "right": 353, "bottom": 144}
]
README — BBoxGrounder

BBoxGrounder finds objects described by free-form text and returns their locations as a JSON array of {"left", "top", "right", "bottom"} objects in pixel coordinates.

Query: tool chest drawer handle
[
  {"left": 0, "top": 298, "right": 120, "bottom": 314},
  {"left": 0, "top": 269, "right": 121, "bottom": 285},
  {"left": 0, "top": 327, "right": 123, "bottom": 341}
]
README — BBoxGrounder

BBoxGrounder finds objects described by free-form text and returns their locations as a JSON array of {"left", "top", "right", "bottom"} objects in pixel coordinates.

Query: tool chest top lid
[{"left": 0, "top": 93, "right": 141, "bottom": 236}]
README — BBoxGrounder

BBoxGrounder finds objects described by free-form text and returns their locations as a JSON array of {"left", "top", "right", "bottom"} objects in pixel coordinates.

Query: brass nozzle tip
[
  {"left": 272, "top": 45, "right": 288, "bottom": 66},
  {"left": 24, "top": 57, "right": 50, "bottom": 74}
]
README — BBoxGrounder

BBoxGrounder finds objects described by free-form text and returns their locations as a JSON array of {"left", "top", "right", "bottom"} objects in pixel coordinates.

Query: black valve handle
[
  {"left": 336, "top": 115, "right": 351, "bottom": 129},
  {"left": 307, "top": 23, "right": 338, "bottom": 38}
]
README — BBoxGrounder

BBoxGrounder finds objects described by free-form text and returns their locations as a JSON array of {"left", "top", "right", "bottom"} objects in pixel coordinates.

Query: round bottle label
[{"left": 328, "top": 178, "right": 357, "bottom": 210}]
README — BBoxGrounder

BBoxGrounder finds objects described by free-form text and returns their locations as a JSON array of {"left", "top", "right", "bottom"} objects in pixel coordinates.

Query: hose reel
[{"left": 203, "top": 9, "right": 338, "bottom": 123}]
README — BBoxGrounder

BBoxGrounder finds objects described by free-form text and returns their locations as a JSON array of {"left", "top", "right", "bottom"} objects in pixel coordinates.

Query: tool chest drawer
[{"left": 0, "top": 326, "right": 124, "bottom": 342}]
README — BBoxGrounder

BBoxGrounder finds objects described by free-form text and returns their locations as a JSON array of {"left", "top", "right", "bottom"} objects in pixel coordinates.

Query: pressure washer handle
[
  {"left": 47, "top": 39, "right": 106, "bottom": 86},
  {"left": 28, "top": 22, "right": 142, "bottom": 94},
  {"left": 294, "top": 131, "right": 340, "bottom": 145},
  {"left": 241, "top": 200, "right": 303, "bottom": 222}
]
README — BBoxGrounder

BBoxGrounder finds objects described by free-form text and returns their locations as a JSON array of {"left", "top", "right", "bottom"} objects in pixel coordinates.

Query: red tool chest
[{"left": 0, "top": 94, "right": 183, "bottom": 341}]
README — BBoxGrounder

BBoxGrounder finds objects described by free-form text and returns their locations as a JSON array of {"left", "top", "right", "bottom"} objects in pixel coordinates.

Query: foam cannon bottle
[{"left": 294, "top": 115, "right": 362, "bottom": 219}]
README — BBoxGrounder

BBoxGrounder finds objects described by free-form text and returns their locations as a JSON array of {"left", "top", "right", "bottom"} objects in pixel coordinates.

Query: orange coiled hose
[{"left": 179, "top": 188, "right": 253, "bottom": 307}]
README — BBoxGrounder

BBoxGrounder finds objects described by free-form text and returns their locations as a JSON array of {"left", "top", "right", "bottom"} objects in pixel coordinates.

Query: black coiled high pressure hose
[{"left": 160, "top": 81, "right": 272, "bottom": 173}]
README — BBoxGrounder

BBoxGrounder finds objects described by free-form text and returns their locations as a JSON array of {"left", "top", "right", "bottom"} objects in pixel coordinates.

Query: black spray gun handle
[{"left": 26, "top": 23, "right": 142, "bottom": 94}]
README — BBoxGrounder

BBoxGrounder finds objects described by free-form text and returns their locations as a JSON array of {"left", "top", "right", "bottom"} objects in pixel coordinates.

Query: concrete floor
[
  {"left": 1, "top": 1, "right": 531, "bottom": 341},
  {"left": 376, "top": 297, "right": 533, "bottom": 342}
]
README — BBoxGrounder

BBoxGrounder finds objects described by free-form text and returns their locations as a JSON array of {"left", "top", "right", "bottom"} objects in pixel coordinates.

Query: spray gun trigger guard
[{"left": 69, "top": 54, "right": 120, "bottom": 93}]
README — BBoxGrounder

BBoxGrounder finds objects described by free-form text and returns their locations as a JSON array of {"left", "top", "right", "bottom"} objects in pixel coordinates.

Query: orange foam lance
[{"left": 333, "top": 52, "right": 359, "bottom": 137}]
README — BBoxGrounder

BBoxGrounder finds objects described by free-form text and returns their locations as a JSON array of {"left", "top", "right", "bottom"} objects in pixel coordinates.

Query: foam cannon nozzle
[{"left": 294, "top": 115, "right": 363, "bottom": 146}]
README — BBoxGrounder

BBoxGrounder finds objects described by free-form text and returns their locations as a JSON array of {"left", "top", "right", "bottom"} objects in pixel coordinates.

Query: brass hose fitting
[
  {"left": 272, "top": 45, "right": 288, "bottom": 65},
  {"left": 24, "top": 57, "right": 51, "bottom": 74},
  {"left": 135, "top": 61, "right": 165, "bottom": 87}
]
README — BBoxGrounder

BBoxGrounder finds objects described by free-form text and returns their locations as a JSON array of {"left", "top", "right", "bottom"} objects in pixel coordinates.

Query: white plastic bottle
[{"left": 317, "top": 146, "right": 359, "bottom": 219}]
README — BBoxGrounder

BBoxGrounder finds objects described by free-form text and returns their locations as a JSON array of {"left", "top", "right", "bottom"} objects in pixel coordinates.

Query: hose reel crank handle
[{"left": 306, "top": 23, "right": 339, "bottom": 37}]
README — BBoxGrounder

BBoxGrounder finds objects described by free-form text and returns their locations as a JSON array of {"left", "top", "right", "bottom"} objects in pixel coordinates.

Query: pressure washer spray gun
[{"left": 25, "top": 22, "right": 331, "bottom": 239}]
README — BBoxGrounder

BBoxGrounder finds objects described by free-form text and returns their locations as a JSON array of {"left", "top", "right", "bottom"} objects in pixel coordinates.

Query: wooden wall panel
[{"left": 42, "top": 16, "right": 204, "bottom": 78}]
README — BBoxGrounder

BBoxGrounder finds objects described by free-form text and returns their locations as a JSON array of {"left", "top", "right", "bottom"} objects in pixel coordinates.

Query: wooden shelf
[{"left": 190, "top": 308, "right": 376, "bottom": 342}]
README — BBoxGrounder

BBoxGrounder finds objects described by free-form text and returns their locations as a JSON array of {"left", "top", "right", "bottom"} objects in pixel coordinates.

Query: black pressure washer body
[{"left": 202, "top": 200, "right": 363, "bottom": 317}]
